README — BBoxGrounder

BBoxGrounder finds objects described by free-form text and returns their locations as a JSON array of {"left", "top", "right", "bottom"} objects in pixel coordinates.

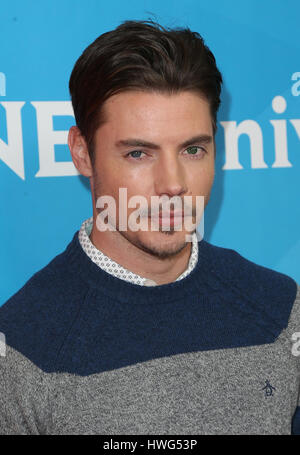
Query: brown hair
[{"left": 69, "top": 19, "right": 223, "bottom": 166}]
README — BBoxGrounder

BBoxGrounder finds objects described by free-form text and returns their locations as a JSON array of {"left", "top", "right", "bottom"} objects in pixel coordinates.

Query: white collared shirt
[{"left": 78, "top": 217, "right": 199, "bottom": 286}]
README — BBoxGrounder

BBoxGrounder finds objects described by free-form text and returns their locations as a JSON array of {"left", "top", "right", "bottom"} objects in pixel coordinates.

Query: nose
[{"left": 154, "top": 152, "right": 187, "bottom": 198}]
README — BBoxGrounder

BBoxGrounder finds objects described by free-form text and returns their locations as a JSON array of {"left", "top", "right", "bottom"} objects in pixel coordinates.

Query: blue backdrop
[{"left": 1, "top": 0, "right": 299, "bottom": 304}]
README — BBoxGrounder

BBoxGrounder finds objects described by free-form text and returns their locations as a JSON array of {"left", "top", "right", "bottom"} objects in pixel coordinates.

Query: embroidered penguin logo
[{"left": 262, "top": 380, "right": 276, "bottom": 397}]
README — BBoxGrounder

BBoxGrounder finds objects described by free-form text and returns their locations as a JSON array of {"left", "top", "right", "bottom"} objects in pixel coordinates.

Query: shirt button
[{"left": 144, "top": 279, "right": 157, "bottom": 286}]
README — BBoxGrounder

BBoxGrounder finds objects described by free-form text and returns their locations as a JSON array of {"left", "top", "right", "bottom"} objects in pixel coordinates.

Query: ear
[{"left": 68, "top": 126, "right": 93, "bottom": 177}]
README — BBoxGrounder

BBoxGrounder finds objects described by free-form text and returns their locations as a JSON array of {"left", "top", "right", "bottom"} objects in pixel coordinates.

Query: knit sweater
[{"left": 0, "top": 231, "right": 299, "bottom": 435}]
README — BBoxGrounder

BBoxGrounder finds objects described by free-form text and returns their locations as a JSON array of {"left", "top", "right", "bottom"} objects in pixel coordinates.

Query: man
[{"left": 0, "top": 19, "right": 299, "bottom": 435}]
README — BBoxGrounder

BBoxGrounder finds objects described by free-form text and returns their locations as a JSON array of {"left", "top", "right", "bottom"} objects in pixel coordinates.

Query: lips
[
  {"left": 148, "top": 211, "right": 185, "bottom": 219},
  {"left": 158, "top": 211, "right": 183, "bottom": 218}
]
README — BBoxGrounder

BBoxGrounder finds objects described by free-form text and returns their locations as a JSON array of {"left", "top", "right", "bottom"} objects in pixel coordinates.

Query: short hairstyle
[{"left": 69, "top": 19, "right": 223, "bottom": 166}]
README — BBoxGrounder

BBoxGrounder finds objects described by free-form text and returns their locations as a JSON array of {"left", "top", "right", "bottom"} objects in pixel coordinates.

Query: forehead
[{"left": 97, "top": 90, "right": 213, "bottom": 141}]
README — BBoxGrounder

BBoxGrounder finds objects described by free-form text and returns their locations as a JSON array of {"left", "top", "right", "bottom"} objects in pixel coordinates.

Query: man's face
[{"left": 90, "top": 90, "right": 215, "bottom": 259}]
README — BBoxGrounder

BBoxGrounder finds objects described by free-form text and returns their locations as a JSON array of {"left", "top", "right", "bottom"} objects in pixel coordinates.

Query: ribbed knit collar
[{"left": 64, "top": 230, "right": 214, "bottom": 304}]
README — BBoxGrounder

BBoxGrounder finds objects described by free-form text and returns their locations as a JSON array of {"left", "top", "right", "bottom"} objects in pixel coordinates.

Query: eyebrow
[{"left": 115, "top": 134, "right": 213, "bottom": 150}]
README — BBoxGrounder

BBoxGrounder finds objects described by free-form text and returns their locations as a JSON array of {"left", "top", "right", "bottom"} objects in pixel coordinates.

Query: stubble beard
[{"left": 92, "top": 169, "right": 193, "bottom": 260}]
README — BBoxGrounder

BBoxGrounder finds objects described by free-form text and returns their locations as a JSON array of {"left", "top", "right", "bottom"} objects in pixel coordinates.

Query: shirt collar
[{"left": 78, "top": 217, "right": 199, "bottom": 286}]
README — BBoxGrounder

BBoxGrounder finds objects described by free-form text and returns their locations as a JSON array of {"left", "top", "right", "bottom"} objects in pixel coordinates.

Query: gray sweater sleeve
[{"left": 0, "top": 344, "right": 51, "bottom": 435}]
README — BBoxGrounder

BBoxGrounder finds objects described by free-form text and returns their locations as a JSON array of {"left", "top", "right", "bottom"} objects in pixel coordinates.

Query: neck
[{"left": 89, "top": 217, "right": 193, "bottom": 285}]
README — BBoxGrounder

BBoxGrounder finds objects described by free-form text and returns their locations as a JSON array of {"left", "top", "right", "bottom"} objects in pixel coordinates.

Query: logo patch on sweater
[{"left": 262, "top": 380, "right": 276, "bottom": 398}]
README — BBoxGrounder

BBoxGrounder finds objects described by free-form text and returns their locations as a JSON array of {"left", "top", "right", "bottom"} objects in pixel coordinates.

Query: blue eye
[{"left": 126, "top": 150, "right": 145, "bottom": 159}]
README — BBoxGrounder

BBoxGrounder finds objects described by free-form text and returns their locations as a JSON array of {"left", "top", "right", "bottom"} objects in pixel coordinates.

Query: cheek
[
  {"left": 190, "top": 163, "right": 214, "bottom": 194},
  {"left": 100, "top": 165, "right": 151, "bottom": 206},
  {"left": 97, "top": 158, "right": 127, "bottom": 189},
  {"left": 124, "top": 167, "right": 154, "bottom": 196}
]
